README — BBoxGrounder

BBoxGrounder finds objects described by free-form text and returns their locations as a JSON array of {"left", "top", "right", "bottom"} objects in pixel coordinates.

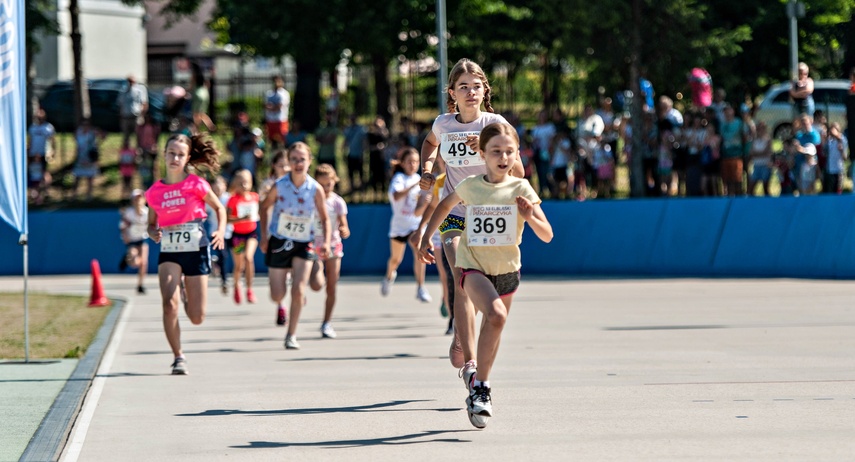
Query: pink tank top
[
  {"left": 431, "top": 112, "right": 508, "bottom": 217},
  {"left": 145, "top": 174, "right": 211, "bottom": 227}
]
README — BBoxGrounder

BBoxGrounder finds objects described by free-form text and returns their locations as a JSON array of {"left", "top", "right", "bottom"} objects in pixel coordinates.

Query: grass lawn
[{"left": 0, "top": 293, "right": 111, "bottom": 360}]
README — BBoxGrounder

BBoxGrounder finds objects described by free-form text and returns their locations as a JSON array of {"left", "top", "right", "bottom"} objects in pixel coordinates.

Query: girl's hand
[
  {"left": 260, "top": 236, "right": 268, "bottom": 254},
  {"left": 319, "top": 243, "right": 331, "bottom": 260},
  {"left": 465, "top": 134, "right": 480, "bottom": 152},
  {"left": 210, "top": 230, "right": 225, "bottom": 250},
  {"left": 147, "top": 225, "right": 162, "bottom": 243},
  {"left": 419, "top": 172, "right": 435, "bottom": 191},
  {"left": 516, "top": 196, "right": 534, "bottom": 220},
  {"left": 417, "top": 239, "right": 435, "bottom": 264},
  {"left": 339, "top": 225, "right": 351, "bottom": 239}
]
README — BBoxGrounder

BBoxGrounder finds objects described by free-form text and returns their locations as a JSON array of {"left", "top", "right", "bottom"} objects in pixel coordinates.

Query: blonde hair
[
  {"left": 314, "top": 163, "right": 339, "bottom": 182},
  {"left": 478, "top": 122, "right": 519, "bottom": 152},
  {"left": 446, "top": 58, "right": 494, "bottom": 114},
  {"left": 228, "top": 169, "right": 254, "bottom": 193}
]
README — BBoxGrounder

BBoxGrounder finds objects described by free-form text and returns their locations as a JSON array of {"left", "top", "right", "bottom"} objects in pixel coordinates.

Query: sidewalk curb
[{"left": 19, "top": 297, "right": 127, "bottom": 462}]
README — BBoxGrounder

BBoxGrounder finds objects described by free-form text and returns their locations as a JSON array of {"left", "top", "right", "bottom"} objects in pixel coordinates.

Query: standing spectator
[
  {"left": 794, "top": 113, "right": 822, "bottom": 187},
  {"left": 658, "top": 96, "right": 683, "bottom": 195},
  {"left": 823, "top": 122, "right": 848, "bottom": 194},
  {"left": 285, "top": 119, "right": 308, "bottom": 146},
  {"left": 190, "top": 63, "right": 216, "bottom": 132},
  {"left": 578, "top": 104, "right": 605, "bottom": 194},
  {"left": 530, "top": 109, "right": 555, "bottom": 196},
  {"left": 790, "top": 62, "right": 815, "bottom": 118},
  {"left": 70, "top": 119, "right": 102, "bottom": 201},
  {"left": 593, "top": 143, "right": 615, "bottom": 199},
  {"left": 775, "top": 138, "right": 798, "bottom": 196},
  {"left": 118, "top": 75, "right": 148, "bottom": 149},
  {"left": 719, "top": 105, "right": 745, "bottom": 196},
  {"left": 701, "top": 123, "right": 721, "bottom": 196},
  {"left": 27, "top": 109, "right": 56, "bottom": 205},
  {"left": 342, "top": 114, "right": 367, "bottom": 193},
  {"left": 688, "top": 68, "right": 713, "bottom": 110},
  {"left": 265, "top": 75, "right": 290, "bottom": 151},
  {"left": 846, "top": 68, "right": 855, "bottom": 147},
  {"left": 639, "top": 69, "right": 655, "bottom": 112},
  {"left": 137, "top": 113, "right": 161, "bottom": 190},
  {"left": 684, "top": 113, "right": 706, "bottom": 196},
  {"left": 797, "top": 142, "right": 819, "bottom": 195},
  {"left": 597, "top": 97, "right": 619, "bottom": 156},
  {"left": 709, "top": 88, "right": 727, "bottom": 129},
  {"left": 315, "top": 111, "right": 340, "bottom": 170},
  {"left": 549, "top": 128, "right": 573, "bottom": 199},
  {"left": 118, "top": 141, "right": 137, "bottom": 199},
  {"left": 747, "top": 122, "right": 773, "bottom": 196},
  {"left": 366, "top": 116, "right": 390, "bottom": 198}
]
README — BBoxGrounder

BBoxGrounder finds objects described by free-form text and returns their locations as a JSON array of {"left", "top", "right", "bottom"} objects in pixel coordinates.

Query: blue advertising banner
[{"left": 0, "top": 0, "right": 26, "bottom": 236}]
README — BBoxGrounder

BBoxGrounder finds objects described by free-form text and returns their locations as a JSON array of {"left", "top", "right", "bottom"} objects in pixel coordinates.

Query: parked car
[
  {"left": 753, "top": 79, "right": 849, "bottom": 139},
  {"left": 39, "top": 79, "right": 167, "bottom": 133}
]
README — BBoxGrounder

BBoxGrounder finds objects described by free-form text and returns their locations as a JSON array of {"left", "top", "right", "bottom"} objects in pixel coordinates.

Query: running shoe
[
  {"left": 284, "top": 334, "right": 300, "bottom": 350},
  {"left": 276, "top": 305, "right": 287, "bottom": 326},
  {"left": 380, "top": 271, "right": 397, "bottom": 296},
  {"left": 321, "top": 323, "right": 337, "bottom": 339},
  {"left": 221, "top": 282, "right": 228, "bottom": 295},
  {"left": 467, "top": 383, "right": 493, "bottom": 417},
  {"left": 137, "top": 285, "right": 146, "bottom": 295},
  {"left": 171, "top": 357, "right": 188, "bottom": 375},
  {"left": 459, "top": 360, "right": 477, "bottom": 390},
  {"left": 118, "top": 255, "right": 128, "bottom": 272},
  {"left": 416, "top": 286, "right": 432, "bottom": 303},
  {"left": 445, "top": 324, "right": 454, "bottom": 336},
  {"left": 439, "top": 301, "right": 448, "bottom": 318},
  {"left": 233, "top": 287, "right": 241, "bottom": 304},
  {"left": 246, "top": 289, "right": 256, "bottom": 304},
  {"left": 449, "top": 332, "right": 464, "bottom": 368}
]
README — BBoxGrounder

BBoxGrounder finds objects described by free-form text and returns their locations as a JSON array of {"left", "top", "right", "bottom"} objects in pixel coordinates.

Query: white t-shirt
[
  {"left": 388, "top": 172, "right": 423, "bottom": 238},
  {"left": 265, "top": 87, "right": 290, "bottom": 123},
  {"left": 121, "top": 206, "right": 149, "bottom": 243}
]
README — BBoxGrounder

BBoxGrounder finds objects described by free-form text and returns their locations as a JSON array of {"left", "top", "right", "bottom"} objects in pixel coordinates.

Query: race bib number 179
[
  {"left": 440, "top": 132, "right": 484, "bottom": 167},
  {"left": 465, "top": 205, "right": 517, "bottom": 247},
  {"left": 161, "top": 223, "right": 203, "bottom": 253}
]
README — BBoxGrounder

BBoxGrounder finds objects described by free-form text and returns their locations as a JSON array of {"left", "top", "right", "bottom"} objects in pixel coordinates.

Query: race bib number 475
[
  {"left": 161, "top": 223, "right": 203, "bottom": 253},
  {"left": 465, "top": 205, "right": 517, "bottom": 246},
  {"left": 440, "top": 132, "right": 484, "bottom": 168},
  {"left": 277, "top": 213, "right": 313, "bottom": 241}
]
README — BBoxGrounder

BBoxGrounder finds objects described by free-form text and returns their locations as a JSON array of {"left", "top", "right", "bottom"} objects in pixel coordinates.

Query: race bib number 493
[
  {"left": 440, "top": 132, "right": 484, "bottom": 167},
  {"left": 465, "top": 205, "right": 516, "bottom": 246},
  {"left": 161, "top": 223, "right": 203, "bottom": 253}
]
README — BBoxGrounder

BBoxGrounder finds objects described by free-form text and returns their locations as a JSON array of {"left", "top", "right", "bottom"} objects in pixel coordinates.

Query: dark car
[{"left": 39, "top": 79, "right": 167, "bottom": 133}]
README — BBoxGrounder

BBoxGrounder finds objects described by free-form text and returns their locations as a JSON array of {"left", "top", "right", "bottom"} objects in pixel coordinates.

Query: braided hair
[{"left": 445, "top": 58, "right": 495, "bottom": 114}]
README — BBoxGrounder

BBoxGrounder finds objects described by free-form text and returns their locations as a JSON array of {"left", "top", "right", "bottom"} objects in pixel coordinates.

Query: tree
[{"left": 25, "top": 0, "right": 59, "bottom": 116}]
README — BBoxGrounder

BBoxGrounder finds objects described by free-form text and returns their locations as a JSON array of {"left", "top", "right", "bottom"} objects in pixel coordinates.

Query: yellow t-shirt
[{"left": 454, "top": 175, "right": 540, "bottom": 275}]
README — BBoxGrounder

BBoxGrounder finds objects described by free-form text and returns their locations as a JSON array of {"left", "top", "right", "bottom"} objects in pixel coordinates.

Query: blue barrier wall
[{"left": 3, "top": 196, "right": 855, "bottom": 278}]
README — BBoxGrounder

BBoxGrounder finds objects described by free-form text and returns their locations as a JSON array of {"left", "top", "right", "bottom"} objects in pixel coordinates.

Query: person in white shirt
[{"left": 265, "top": 75, "right": 291, "bottom": 150}]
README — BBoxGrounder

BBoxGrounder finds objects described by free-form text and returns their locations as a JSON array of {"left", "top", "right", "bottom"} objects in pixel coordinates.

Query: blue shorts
[
  {"left": 439, "top": 214, "right": 465, "bottom": 234},
  {"left": 750, "top": 164, "right": 772, "bottom": 182},
  {"left": 158, "top": 247, "right": 211, "bottom": 277}
]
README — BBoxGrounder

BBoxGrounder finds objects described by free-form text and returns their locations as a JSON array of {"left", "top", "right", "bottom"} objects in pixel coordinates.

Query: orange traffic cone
[{"left": 88, "top": 259, "right": 111, "bottom": 307}]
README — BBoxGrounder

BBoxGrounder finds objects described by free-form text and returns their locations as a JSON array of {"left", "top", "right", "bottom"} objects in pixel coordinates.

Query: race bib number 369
[
  {"left": 440, "top": 132, "right": 484, "bottom": 167},
  {"left": 161, "top": 223, "right": 203, "bottom": 253},
  {"left": 465, "top": 205, "right": 517, "bottom": 247}
]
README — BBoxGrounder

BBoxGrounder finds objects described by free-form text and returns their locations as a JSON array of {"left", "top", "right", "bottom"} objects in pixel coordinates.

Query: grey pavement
[{"left": 2, "top": 275, "right": 855, "bottom": 461}]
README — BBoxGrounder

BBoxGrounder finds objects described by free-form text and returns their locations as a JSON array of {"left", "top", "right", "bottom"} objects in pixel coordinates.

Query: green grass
[{"left": 0, "top": 293, "right": 110, "bottom": 359}]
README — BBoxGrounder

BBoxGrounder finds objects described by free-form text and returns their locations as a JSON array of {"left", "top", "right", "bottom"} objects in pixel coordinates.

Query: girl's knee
[
  {"left": 187, "top": 311, "right": 205, "bottom": 325},
  {"left": 484, "top": 303, "right": 507, "bottom": 327}
]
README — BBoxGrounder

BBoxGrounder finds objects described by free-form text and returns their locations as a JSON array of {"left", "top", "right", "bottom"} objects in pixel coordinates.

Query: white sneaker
[
  {"left": 321, "top": 323, "right": 337, "bottom": 339},
  {"left": 459, "top": 360, "right": 477, "bottom": 390},
  {"left": 284, "top": 334, "right": 300, "bottom": 350},
  {"left": 416, "top": 286, "right": 432, "bottom": 303},
  {"left": 468, "top": 383, "right": 493, "bottom": 417},
  {"left": 380, "top": 271, "right": 397, "bottom": 296}
]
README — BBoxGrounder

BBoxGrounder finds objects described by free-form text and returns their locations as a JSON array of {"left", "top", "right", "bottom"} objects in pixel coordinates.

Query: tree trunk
[
  {"left": 372, "top": 53, "right": 391, "bottom": 124},
  {"left": 541, "top": 51, "right": 550, "bottom": 113},
  {"left": 69, "top": 0, "right": 89, "bottom": 125},
  {"left": 293, "top": 59, "right": 321, "bottom": 133},
  {"left": 629, "top": 0, "right": 645, "bottom": 198}
]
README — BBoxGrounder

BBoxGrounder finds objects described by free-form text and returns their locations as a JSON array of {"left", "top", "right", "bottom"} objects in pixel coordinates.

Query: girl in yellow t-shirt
[{"left": 418, "top": 122, "right": 553, "bottom": 428}]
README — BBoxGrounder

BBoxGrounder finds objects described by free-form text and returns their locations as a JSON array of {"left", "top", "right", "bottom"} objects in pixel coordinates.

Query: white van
[{"left": 753, "top": 79, "right": 849, "bottom": 139}]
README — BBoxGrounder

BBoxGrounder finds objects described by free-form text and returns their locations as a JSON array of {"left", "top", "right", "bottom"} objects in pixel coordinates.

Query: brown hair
[
  {"left": 478, "top": 123, "right": 519, "bottom": 152},
  {"left": 287, "top": 141, "right": 312, "bottom": 161},
  {"left": 390, "top": 146, "right": 419, "bottom": 175},
  {"left": 446, "top": 58, "right": 494, "bottom": 114},
  {"left": 314, "top": 163, "right": 339, "bottom": 182},
  {"left": 166, "top": 133, "right": 220, "bottom": 173}
]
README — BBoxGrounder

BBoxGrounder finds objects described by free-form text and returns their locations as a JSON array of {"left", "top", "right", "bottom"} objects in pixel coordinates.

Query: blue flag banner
[{"left": 0, "top": 0, "right": 26, "bottom": 236}]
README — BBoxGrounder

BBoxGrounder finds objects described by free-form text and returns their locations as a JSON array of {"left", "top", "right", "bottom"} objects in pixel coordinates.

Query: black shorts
[
  {"left": 158, "top": 247, "right": 211, "bottom": 277},
  {"left": 265, "top": 236, "right": 316, "bottom": 268},
  {"left": 391, "top": 231, "right": 414, "bottom": 243},
  {"left": 228, "top": 228, "right": 259, "bottom": 252},
  {"left": 459, "top": 268, "right": 521, "bottom": 297}
]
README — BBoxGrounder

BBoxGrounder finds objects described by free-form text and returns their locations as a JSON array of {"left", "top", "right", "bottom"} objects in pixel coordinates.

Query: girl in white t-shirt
[
  {"left": 383, "top": 147, "right": 431, "bottom": 301},
  {"left": 119, "top": 189, "right": 150, "bottom": 294}
]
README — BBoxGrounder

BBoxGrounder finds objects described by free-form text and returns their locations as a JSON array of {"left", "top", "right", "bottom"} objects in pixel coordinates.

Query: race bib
[
  {"left": 440, "top": 132, "right": 484, "bottom": 168},
  {"left": 161, "top": 223, "right": 203, "bottom": 253},
  {"left": 465, "top": 205, "right": 517, "bottom": 247},
  {"left": 277, "top": 212, "right": 313, "bottom": 241},
  {"left": 237, "top": 202, "right": 259, "bottom": 222}
]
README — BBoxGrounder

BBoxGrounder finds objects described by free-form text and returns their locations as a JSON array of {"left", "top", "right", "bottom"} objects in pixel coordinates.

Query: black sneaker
[
  {"left": 119, "top": 255, "right": 128, "bottom": 272},
  {"left": 171, "top": 357, "right": 188, "bottom": 375},
  {"left": 137, "top": 285, "right": 146, "bottom": 295}
]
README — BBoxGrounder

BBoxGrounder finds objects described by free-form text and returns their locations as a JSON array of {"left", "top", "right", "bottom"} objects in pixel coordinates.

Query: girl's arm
[
  {"left": 314, "top": 188, "right": 332, "bottom": 259},
  {"left": 391, "top": 178, "right": 419, "bottom": 201},
  {"left": 338, "top": 213, "right": 351, "bottom": 239},
  {"left": 418, "top": 191, "right": 460, "bottom": 264},
  {"left": 413, "top": 189, "right": 431, "bottom": 217},
  {"left": 409, "top": 187, "right": 439, "bottom": 249},
  {"left": 203, "top": 190, "right": 227, "bottom": 250},
  {"left": 146, "top": 207, "right": 162, "bottom": 243},
  {"left": 510, "top": 151, "right": 525, "bottom": 178},
  {"left": 258, "top": 188, "right": 278, "bottom": 253},
  {"left": 419, "top": 130, "right": 440, "bottom": 190},
  {"left": 516, "top": 196, "right": 553, "bottom": 243}
]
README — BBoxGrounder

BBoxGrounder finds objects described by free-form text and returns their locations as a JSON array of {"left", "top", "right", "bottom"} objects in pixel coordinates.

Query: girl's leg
[
  {"left": 309, "top": 258, "right": 326, "bottom": 292},
  {"left": 137, "top": 244, "right": 148, "bottom": 291},
  {"left": 408, "top": 238, "right": 426, "bottom": 288},
  {"left": 158, "top": 262, "right": 184, "bottom": 357},
  {"left": 232, "top": 249, "right": 244, "bottom": 303},
  {"left": 268, "top": 267, "right": 290, "bottom": 305},
  {"left": 442, "top": 232, "right": 476, "bottom": 366},
  {"left": 244, "top": 238, "right": 258, "bottom": 295},
  {"left": 182, "top": 274, "right": 208, "bottom": 325},
  {"left": 463, "top": 273, "right": 514, "bottom": 382},
  {"left": 322, "top": 257, "right": 341, "bottom": 323},
  {"left": 385, "top": 239, "right": 405, "bottom": 280},
  {"left": 287, "top": 257, "right": 313, "bottom": 337}
]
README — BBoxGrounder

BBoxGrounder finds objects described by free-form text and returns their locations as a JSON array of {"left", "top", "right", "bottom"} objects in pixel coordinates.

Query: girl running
[
  {"left": 259, "top": 142, "right": 331, "bottom": 350},
  {"left": 310, "top": 164, "right": 350, "bottom": 339},
  {"left": 226, "top": 169, "right": 260, "bottom": 304},
  {"left": 145, "top": 134, "right": 226, "bottom": 375},
  {"left": 119, "top": 189, "right": 149, "bottom": 294},
  {"left": 418, "top": 58, "right": 523, "bottom": 370},
  {"left": 383, "top": 147, "right": 431, "bottom": 302},
  {"left": 418, "top": 122, "right": 553, "bottom": 428}
]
